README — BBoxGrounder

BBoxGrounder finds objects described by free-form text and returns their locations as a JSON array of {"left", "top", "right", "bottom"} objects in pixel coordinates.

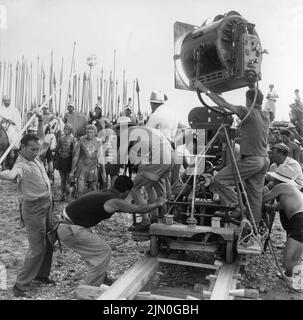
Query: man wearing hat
[
  {"left": 263, "top": 166, "right": 303, "bottom": 292},
  {"left": 63, "top": 103, "right": 88, "bottom": 139},
  {"left": 266, "top": 143, "right": 303, "bottom": 190},
  {"left": 146, "top": 90, "right": 183, "bottom": 144}
]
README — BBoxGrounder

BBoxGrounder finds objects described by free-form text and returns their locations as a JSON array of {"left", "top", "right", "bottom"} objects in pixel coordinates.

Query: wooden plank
[
  {"left": 167, "top": 240, "right": 217, "bottom": 253},
  {"left": 97, "top": 255, "right": 159, "bottom": 300},
  {"left": 76, "top": 284, "right": 109, "bottom": 300},
  {"left": 158, "top": 257, "right": 219, "bottom": 270},
  {"left": 135, "top": 292, "right": 183, "bottom": 300},
  {"left": 150, "top": 223, "right": 235, "bottom": 240},
  {"left": 151, "top": 286, "right": 203, "bottom": 300},
  {"left": 210, "top": 258, "right": 239, "bottom": 300}
]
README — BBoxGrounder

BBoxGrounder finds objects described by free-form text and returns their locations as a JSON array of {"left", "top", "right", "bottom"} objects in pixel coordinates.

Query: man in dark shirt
[
  {"left": 195, "top": 83, "right": 270, "bottom": 253},
  {"left": 56, "top": 175, "right": 166, "bottom": 287}
]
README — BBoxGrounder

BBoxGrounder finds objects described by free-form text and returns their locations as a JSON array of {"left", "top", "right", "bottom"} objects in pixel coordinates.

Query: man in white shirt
[
  {"left": 264, "top": 84, "right": 279, "bottom": 122},
  {"left": 266, "top": 143, "right": 303, "bottom": 191},
  {"left": 0, "top": 95, "right": 22, "bottom": 146},
  {"left": 145, "top": 91, "right": 184, "bottom": 145}
]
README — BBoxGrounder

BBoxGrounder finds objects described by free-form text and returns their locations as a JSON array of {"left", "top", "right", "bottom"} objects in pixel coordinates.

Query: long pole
[
  {"left": 37, "top": 55, "right": 40, "bottom": 106},
  {"left": 58, "top": 57, "right": 64, "bottom": 116},
  {"left": 65, "top": 41, "right": 76, "bottom": 109},
  {"left": 49, "top": 50, "right": 54, "bottom": 113}
]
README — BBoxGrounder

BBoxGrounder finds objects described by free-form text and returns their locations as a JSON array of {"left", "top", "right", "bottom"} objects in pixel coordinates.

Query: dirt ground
[{"left": 0, "top": 173, "right": 302, "bottom": 300}]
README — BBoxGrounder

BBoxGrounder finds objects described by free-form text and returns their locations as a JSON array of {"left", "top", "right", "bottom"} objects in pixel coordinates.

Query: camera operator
[{"left": 196, "top": 83, "right": 270, "bottom": 253}]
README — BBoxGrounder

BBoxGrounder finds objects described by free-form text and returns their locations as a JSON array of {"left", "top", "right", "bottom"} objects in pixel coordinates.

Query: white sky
[{"left": 0, "top": 0, "right": 302, "bottom": 122}]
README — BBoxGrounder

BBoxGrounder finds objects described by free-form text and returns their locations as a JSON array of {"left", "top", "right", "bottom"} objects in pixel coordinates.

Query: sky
[{"left": 0, "top": 0, "right": 302, "bottom": 123}]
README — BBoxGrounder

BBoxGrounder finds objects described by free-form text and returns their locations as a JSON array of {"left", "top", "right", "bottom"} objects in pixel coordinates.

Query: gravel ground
[{"left": 0, "top": 173, "right": 302, "bottom": 300}]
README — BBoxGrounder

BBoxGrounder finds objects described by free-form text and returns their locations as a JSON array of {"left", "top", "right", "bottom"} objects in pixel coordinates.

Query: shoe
[
  {"left": 237, "top": 235, "right": 262, "bottom": 255},
  {"left": 13, "top": 286, "right": 31, "bottom": 298},
  {"left": 34, "top": 277, "right": 56, "bottom": 285},
  {"left": 127, "top": 223, "right": 150, "bottom": 232},
  {"left": 102, "top": 276, "right": 114, "bottom": 286},
  {"left": 281, "top": 272, "right": 303, "bottom": 293}
]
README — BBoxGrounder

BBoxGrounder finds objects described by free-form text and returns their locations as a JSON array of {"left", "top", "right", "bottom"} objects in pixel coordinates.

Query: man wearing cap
[
  {"left": 280, "top": 129, "right": 300, "bottom": 162},
  {"left": 146, "top": 91, "right": 184, "bottom": 145},
  {"left": 263, "top": 166, "right": 303, "bottom": 292},
  {"left": 266, "top": 143, "right": 303, "bottom": 191},
  {"left": 196, "top": 83, "right": 270, "bottom": 253},
  {"left": 63, "top": 103, "right": 88, "bottom": 139}
]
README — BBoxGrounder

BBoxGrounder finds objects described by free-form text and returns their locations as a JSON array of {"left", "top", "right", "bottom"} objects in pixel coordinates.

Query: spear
[
  {"left": 58, "top": 57, "right": 64, "bottom": 116},
  {"left": 1, "top": 60, "right": 6, "bottom": 98},
  {"left": 30, "top": 62, "right": 32, "bottom": 110},
  {"left": 97, "top": 76, "right": 99, "bottom": 99},
  {"left": 77, "top": 75, "right": 80, "bottom": 113},
  {"left": 49, "top": 50, "right": 53, "bottom": 113},
  {"left": 53, "top": 73, "right": 58, "bottom": 114},
  {"left": 122, "top": 69, "right": 126, "bottom": 107},
  {"left": 136, "top": 78, "right": 141, "bottom": 118},
  {"left": 8, "top": 63, "right": 12, "bottom": 98},
  {"left": 104, "top": 79, "right": 107, "bottom": 116},
  {"left": 6, "top": 61, "right": 10, "bottom": 95},
  {"left": 81, "top": 72, "right": 86, "bottom": 114},
  {"left": 66, "top": 41, "right": 76, "bottom": 110},
  {"left": 108, "top": 72, "right": 112, "bottom": 120},
  {"left": 132, "top": 79, "right": 135, "bottom": 113},
  {"left": 37, "top": 55, "right": 40, "bottom": 106},
  {"left": 114, "top": 80, "right": 118, "bottom": 121},
  {"left": 112, "top": 49, "right": 116, "bottom": 119},
  {"left": 100, "top": 68, "right": 103, "bottom": 103},
  {"left": 0, "top": 61, "right": 2, "bottom": 102},
  {"left": 14, "top": 61, "right": 19, "bottom": 108},
  {"left": 41, "top": 63, "right": 45, "bottom": 103},
  {"left": 117, "top": 94, "right": 120, "bottom": 117}
]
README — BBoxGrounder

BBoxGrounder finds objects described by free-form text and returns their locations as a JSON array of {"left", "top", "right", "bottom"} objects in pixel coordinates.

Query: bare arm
[
  {"left": 104, "top": 197, "right": 167, "bottom": 214},
  {"left": 263, "top": 184, "right": 282, "bottom": 203},
  {"left": 70, "top": 140, "right": 80, "bottom": 173},
  {"left": 0, "top": 168, "right": 22, "bottom": 181},
  {"left": 194, "top": 81, "right": 247, "bottom": 118}
]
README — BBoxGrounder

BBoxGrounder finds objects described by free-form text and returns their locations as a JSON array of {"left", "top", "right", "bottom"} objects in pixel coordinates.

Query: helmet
[{"left": 150, "top": 91, "right": 165, "bottom": 104}]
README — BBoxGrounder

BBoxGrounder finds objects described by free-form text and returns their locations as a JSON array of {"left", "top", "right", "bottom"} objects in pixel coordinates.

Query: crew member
[
  {"left": 196, "top": 83, "right": 270, "bottom": 253},
  {"left": 265, "top": 143, "right": 303, "bottom": 191},
  {"left": 56, "top": 175, "right": 167, "bottom": 287},
  {"left": 145, "top": 91, "right": 184, "bottom": 145},
  {"left": 0, "top": 134, "right": 54, "bottom": 298},
  {"left": 263, "top": 166, "right": 303, "bottom": 292}
]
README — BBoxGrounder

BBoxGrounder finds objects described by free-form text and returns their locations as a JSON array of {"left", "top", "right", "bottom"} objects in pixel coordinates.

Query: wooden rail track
[{"left": 76, "top": 253, "right": 259, "bottom": 301}]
